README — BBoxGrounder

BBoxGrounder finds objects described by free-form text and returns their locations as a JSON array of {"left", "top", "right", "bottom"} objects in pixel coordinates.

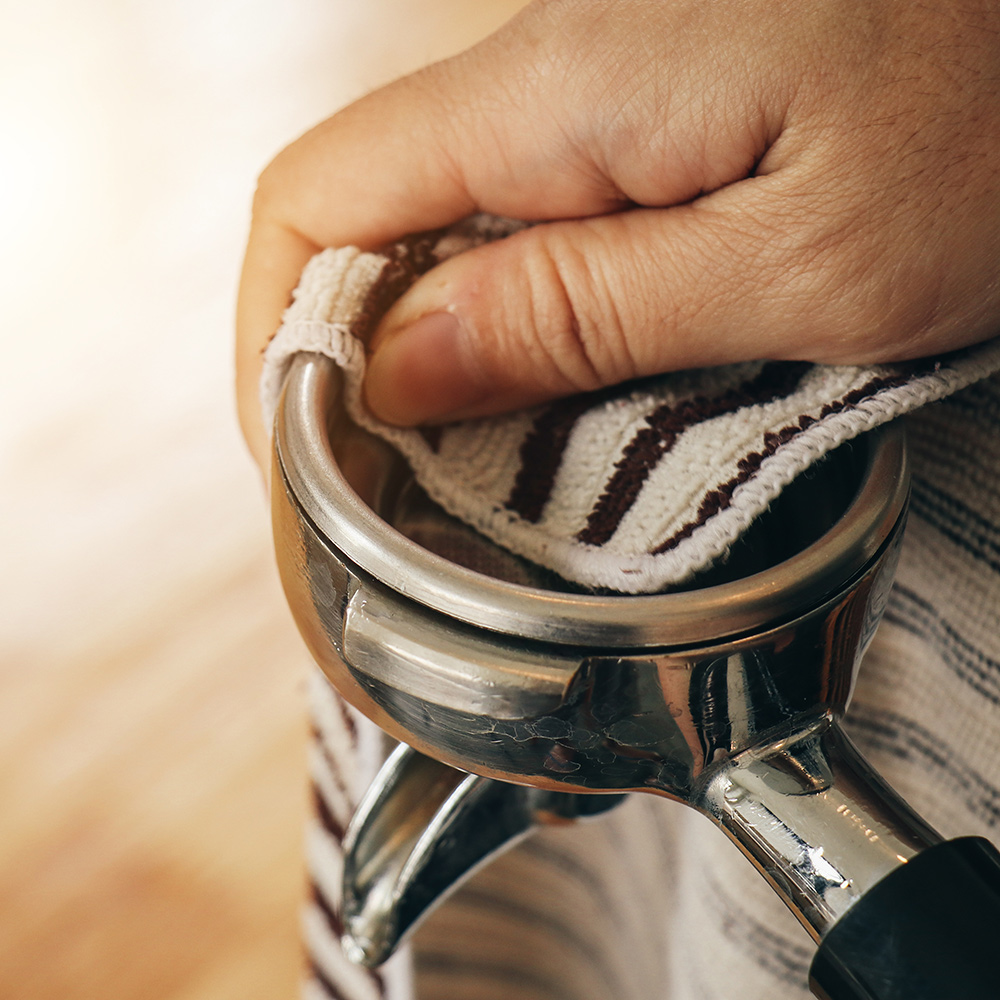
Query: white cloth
[
  {"left": 274, "top": 219, "right": 1000, "bottom": 998},
  {"left": 261, "top": 215, "right": 1000, "bottom": 593},
  {"left": 303, "top": 373, "right": 1000, "bottom": 999}
]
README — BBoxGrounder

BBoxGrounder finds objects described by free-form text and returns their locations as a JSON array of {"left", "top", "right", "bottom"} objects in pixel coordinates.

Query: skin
[{"left": 237, "top": 0, "right": 1000, "bottom": 473}]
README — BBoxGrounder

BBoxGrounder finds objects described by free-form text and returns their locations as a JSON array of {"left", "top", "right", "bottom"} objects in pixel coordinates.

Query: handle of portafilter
[
  {"left": 689, "top": 715, "right": 1000, "bottom": 1000},
  {"left": 273, "top": 354, "right": 1000, "bottom": 999},
  {"left": 808, "top": 836, "right": 1000, "bottom": 999},
  {"left": 342, "top": 723, "right": 1000, "bottom": 998}
]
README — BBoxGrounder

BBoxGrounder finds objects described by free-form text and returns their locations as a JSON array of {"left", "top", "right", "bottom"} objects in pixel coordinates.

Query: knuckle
[{"left": 513, "top": 226, "right": 637, "bottom": 394}]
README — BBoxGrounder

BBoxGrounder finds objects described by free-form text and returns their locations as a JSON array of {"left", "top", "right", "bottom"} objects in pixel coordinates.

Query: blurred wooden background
[{"left": 0, "top": 2, "right": 525, "bottom": 997}]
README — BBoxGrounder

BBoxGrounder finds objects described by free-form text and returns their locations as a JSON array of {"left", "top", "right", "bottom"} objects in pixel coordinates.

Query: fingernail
[{"left": 364, "top": 311, "right": 488, "bottom": 425}]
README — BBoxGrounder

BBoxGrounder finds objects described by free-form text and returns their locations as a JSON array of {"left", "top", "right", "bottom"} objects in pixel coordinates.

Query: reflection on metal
[
  {"left": 272, "top": 352, "right": 938, "bottom": 968},
  {"left": 342, "top": 743, "right": 624, "bottom": 966},
  {"left": 697, "top": 716, "right": 937, "bottom": 941}
]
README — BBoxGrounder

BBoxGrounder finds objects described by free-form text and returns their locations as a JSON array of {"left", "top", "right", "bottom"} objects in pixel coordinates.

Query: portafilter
[{"left": 272, "top": 352, "right": 1000, "bottom": 1000}]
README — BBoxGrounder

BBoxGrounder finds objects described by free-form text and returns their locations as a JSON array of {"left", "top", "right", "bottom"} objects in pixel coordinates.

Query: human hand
[{"left": 237, "top": 0, "right": 1000, "bottom": 472}]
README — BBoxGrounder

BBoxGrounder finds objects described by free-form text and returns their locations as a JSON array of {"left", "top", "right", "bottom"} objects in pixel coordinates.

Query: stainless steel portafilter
[{"left": 272, "top": 353, "right": 1000, "bottom": 1000}]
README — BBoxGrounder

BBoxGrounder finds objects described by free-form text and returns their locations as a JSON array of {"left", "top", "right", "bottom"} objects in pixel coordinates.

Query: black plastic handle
[{"left": 810, "top": 837, "right": 1000, "bottom": 1000}]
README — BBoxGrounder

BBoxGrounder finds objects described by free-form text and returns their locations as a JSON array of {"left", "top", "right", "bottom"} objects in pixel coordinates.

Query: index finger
[{"left": 235, "top": 75, "right": 482, "bottom": 469}]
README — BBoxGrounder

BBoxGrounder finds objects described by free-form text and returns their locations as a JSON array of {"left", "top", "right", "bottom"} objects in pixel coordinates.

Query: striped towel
[
  {"left": 301, "top": 371, "right": 1000, "bottom": 1000},
  {"left": 261, "top": 215, "right": 1000, "bottom": 593},
  {"left": 261, "top": 216, "right": 1000, "bottom": 1000}
]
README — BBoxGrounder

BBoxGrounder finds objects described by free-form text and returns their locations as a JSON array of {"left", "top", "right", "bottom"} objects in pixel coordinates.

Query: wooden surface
[{"left": 0, "top": 2, "right": 525, "bottom": 997}]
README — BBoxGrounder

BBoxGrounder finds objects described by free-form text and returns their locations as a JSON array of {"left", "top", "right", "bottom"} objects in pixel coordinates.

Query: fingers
[
  {"left": 362, "top": 87, "right": 1000, "bottom": 430},
  {"left": 362, "top": 176, "right": 848, "bottom": 425},
  {"left": 239, "top": 0, "right": 1000, "bottom": 454},
  {"left": 236, "top": 221, "right": 319, "bottom": 472},
  {"left": 235, "top": 0, "right": 780, "bottom": 465},
  {"left": 235, "top": 75, "right": 479, "bottom": 468},
  {"left": 234, "top": 30, "right": 628, "bottom": 467}
]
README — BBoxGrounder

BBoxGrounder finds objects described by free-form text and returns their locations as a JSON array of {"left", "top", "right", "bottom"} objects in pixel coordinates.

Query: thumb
[{"left": 363, "top": 195, "right": 826, "bottom": 426}]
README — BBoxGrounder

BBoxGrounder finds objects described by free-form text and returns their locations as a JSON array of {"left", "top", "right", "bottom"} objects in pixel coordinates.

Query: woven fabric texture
[
  {"left": 276, "top": 224, "right": 1000, "bottom": 998},
  {"left": 261, "top": 216, "right": 1000, "bottom": 593},
  {"left": 302, "top": 371, "right": 1000, "bottom": 1000}
]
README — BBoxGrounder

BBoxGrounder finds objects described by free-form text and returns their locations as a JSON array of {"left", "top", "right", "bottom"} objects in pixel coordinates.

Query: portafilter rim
[{"left": 274, "top": 353, "right": 908, "bottom": 647}]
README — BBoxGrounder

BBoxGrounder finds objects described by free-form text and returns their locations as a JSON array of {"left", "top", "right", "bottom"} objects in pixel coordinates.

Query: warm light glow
[{"left": 0, "top": 107, "right": 63, "bottom": 245}]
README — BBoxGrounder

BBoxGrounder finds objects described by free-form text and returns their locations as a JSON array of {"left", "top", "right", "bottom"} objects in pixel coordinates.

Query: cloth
[
  {"left": 268, "top": 219, "right": 1000, "bottom": 997},
  {"left": 302, "top": 372, "right": 1000, "bottom": 1000},
  {"left": 261, "top": 215, "right": 1000, "bottom": 593}
]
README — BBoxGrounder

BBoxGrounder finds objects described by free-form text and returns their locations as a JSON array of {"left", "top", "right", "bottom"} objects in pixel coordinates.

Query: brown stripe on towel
[
  {"left": 312, "top": 783, "right": 348, "bottom": 843},
  {"left": 652, "top": 371, "right": 914, "bottom": 555},
  {"left": 309, "top": 686, "right": 358, "bottom": 750},
  {"left": 505, "top": 395, "right": 600, "bottom": 522},
  {"left": 351, "top": 230, "right": 445, "bottom": 343},
  {"left": 307, "top": 864, "right": 388, "bottom": 998},
  {"left": 306, "top": 797, "right": 389, "bottom": 1000},
  {"left": 418, "top": 426, "right": 444, "bottom": 453},
  {"left": 307, "top": 959, "right": 351, "bottom": 999},
  {"left": 579, "top": 362, "right": 813, "bottom": 546},
  {"left": 310, "top": 723, "right": 355, "bottom": 805},
  {"left": 311, "top": 881, "right": 346, "bottom": 938}
]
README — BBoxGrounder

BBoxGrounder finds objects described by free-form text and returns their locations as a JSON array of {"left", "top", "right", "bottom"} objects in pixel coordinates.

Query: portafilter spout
[
  {"left": 339, "top": 741, "right": 625, "bottom": 967},
  {"left": 273, "top": 353, "right": 1000, "bottom": 1000}
]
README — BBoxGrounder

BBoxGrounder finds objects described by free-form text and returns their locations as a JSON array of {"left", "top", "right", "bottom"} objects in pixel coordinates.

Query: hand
[{"left": 237, "top": 0, "right": 1000, "bottom": 472}]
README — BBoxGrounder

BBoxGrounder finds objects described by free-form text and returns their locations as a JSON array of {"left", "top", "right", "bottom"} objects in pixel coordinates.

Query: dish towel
[
  {"left": 261, "top": 214, "right": 1000, "bottom": 593},
  {"left": 261, "top": 216, "right": 1000, "bottom": 1000}
]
